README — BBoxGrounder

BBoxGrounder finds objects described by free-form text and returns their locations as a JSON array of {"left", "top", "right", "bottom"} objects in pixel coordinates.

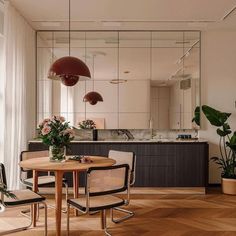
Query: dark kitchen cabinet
[{"left": 28, "top": 141, "right": 208, "bottom": 187}]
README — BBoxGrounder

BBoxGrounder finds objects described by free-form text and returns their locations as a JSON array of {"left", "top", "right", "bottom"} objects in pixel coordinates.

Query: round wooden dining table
[{"left": 19, "top": 156, "right": 116, "bottom": 236}]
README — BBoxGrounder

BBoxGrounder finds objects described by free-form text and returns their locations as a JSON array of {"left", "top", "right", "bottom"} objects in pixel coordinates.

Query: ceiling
[{"left": 9, "top": 0, "right": 236, "bottom": 30}]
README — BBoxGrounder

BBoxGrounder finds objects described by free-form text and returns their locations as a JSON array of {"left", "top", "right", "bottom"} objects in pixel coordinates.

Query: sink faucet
[{"left": 116, "top": 129, "right": 134, "bottom": 140}]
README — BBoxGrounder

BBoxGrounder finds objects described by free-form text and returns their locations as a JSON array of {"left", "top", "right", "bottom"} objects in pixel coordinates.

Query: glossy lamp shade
[
  {"left": 48, "top": 56, "right": 91, "bottom": 86},
  {"left": 83, "top": 91, "right": 103, "bottom": 105}
]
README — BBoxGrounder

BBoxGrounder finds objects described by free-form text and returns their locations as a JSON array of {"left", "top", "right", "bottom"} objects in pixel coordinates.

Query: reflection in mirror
[
  {"left": 118, "top": 32, "right": 151, "bottom": 129},
  {"left": 150, "top": 31, "right": 200, "bottom": 130},
  {"left": 37, "top": 31, "right": 200, "bottom": 130}
]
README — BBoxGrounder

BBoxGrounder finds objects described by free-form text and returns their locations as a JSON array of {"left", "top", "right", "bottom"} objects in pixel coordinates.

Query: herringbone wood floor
[{"left": 1, "top": 188, "right": 236, "bottom": 236}]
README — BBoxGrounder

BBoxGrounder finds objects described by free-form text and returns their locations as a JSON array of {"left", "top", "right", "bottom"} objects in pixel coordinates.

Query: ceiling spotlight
[{"left": 110, "top": 79, "right": 127, "bottom": 84}]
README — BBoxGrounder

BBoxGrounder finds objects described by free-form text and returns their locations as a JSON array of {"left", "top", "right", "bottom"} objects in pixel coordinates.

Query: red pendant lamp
[
  {"left": 48, "top": 0, "right": 91, "bottom": 86},
  {"left": 83, "top": 54, "right": 103, "bottom": 105},
  {"left": 48, "top": 56, "right": 90, "bottom": 86}
]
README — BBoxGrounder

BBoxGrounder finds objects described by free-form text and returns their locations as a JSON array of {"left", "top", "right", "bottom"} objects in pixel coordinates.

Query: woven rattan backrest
[
  {"left": 20, "top": 150, "right": 49, "bottom": 171},
  {"left": 108, "top": 150, "right": 136, "bottom": 185},
  {"left": 87, "top": 164, "right": 129, "bottom": 196},
  {"left": 0, "top": 163, "right": 7, "bottom": 188}
]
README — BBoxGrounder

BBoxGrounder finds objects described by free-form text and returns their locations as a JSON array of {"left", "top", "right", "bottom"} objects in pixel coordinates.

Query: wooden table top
[{"left": 19, "top": 156, "right": 116, "bottom": 172}]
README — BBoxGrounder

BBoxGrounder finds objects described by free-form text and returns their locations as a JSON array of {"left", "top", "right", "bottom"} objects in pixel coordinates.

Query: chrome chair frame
[
  {"left": 20, "top": 150, "right": 68, "bottom": 216},
  {"left": 0, "top": 163, "right": 47, "bottom": 236},
  {"left": 108, "top": 150, "right": 136, "bottom": 224},
  {"left": 67, "top": 164, "right": 130, "bottom": 236}
]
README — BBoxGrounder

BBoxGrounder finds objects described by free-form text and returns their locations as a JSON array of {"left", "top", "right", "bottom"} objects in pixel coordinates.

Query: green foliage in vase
[
  {"left": 49, "top": 146, "right": 65, "bottom": 162},
  {"left": 38, "top": 116, "right": 74, "bottom": 148},
  {"left": 78, "top": 119, "right": 96, "bottom": 129},
  {"left": 202, "top": 105, "right": 236, "bottom": 179}
]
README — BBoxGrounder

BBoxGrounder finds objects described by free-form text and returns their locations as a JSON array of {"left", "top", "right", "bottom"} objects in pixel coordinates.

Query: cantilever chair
[
  {"left": 20, "top": 150, "right": 68, "bottom": 214},
  {"left": 0, "top": 163, "right": 47, "bottom": 236},
  {"left": 67, "top": 164, "right": 130, "bottom": 236},
  {"left": 108, "top": 150, "right": 136, "bottom": 223}
]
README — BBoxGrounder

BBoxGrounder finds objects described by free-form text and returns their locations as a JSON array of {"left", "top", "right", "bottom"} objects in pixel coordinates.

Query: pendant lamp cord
[
  {"left": 93, "top": 54, "right": 95, "bottom": 91},
  {"left": 68, "top": 0, "right": 71, "bottom": 56},
  {"left": 117, "top": 32, "right": 120, "bottom": 128},
  {"left": 52, "top": 31, "right": 54, "bottom": 62},
  {"left": 182, "top": 32, "right": 185, "bottom": 76}
]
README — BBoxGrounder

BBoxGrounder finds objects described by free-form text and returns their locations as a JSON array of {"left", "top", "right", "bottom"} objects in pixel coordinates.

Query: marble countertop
[{"left": 29, "top": 139, "right": 207, "bottom": 143}]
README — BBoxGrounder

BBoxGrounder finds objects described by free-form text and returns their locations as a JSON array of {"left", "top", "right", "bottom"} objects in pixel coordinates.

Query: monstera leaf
[
  {"left": 202, "top": 105, "right": 231, "bottom": 127},
  {"left": 192, "top": 106, "right": 200, "bottom": 126},
  {"left": 216, "top": 123, "right": 232, "bottom": 137},
  {"left": 226, "top": 132, "right": 236, "bottom": 151}
]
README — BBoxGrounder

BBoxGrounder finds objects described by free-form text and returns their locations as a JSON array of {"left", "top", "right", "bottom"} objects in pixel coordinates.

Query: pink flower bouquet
[{"left": 38, "top": 116, "right": 74, "bottom": 148}]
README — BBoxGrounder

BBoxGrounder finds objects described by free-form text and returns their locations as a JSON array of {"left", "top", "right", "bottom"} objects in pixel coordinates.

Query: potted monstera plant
[{"left": 202, "top": 105, "right": 236, "bottom": 195}]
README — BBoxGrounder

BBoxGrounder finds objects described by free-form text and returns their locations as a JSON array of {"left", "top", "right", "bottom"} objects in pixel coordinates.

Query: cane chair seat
[
  {"left": 20, "top": 150, "right": 69, "bottom": 215},
  {"left": 23, "top": 176, "right": 67, "bottom": 187},
  {"left": 108, "top": 150, "right": 136, "bottom": 224},
  {"left": 1, "top": 189, "right": 46, "bottom": 206},
  {"left": 0, "top": 163, "right": 48, "bottom": 235},
  {"left": 68, "top": 195, "right": 125, "bottom": 212},
  {"left": 67, "top": 164, "right": 130, "bottom": 236}
]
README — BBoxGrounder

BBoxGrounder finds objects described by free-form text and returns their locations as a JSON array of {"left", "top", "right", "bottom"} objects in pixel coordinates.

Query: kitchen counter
[
  {"left": 28, "top": 140, "right": 209, "bottom": 188},
  {"left": 29, "top": 138, "right": 207, "bottom": 143}
]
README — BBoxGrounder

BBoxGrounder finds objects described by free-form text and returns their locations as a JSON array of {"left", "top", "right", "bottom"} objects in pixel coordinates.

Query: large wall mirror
[{"left": 37, "top": 31, "right": 200, "bottom": 130}]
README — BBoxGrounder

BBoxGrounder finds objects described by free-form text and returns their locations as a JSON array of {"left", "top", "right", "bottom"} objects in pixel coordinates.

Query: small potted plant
[
  {"left": 78, "top": 119, "right": 96, "bottom": 129},
  {"left": 78, "top": 119, "right": 98, "bottom": 141},
  {"left": 202, "top": 105, "right": 236, "bottom": 195},
  {"left": 38, "top": 116, "right": 75, "bottom": 162}
]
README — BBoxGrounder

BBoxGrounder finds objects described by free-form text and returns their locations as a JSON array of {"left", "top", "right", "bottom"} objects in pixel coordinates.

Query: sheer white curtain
[
  {"left": 0, "top": 26, "right": 4, "bottom": 166},
  {"left": 0, "top": 2, "right": 35, "bottom": 189},
  {"left": 0, "top": 1, "right": 6, "bottom": 173}
]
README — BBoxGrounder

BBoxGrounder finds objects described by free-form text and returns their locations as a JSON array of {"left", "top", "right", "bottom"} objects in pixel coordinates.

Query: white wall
[
  {"left": 200, "top": 30, "right": 236, "bottom": 183},
  {"left": 25, "top": 33, "right": 36, "bottom": 142},
  {"left": 31, "top": 29, "right": 236, "bottom": 184},
  {"left": 0, "top": 36, "right": 4, "bottom": 163}
]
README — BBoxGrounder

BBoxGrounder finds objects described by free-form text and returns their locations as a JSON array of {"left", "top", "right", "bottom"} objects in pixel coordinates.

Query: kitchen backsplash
[{"left": 74, "top": 129, "right": 199, "bottom": 141}]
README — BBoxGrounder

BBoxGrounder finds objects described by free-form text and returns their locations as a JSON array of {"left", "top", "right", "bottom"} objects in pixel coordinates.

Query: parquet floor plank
[{"left": 0, "top": 188, "right": 236, "bottom": 235}]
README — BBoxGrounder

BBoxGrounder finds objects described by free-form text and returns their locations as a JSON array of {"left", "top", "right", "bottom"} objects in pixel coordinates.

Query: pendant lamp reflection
[
  {"left": 83, "top": 53, "right": 103, "bottom": 105},
  {"left": 47, "top": 0, "right": 91, "bottom": 86},
  {"left": 83, "top": 91, "right": 103, "bottom": 105}
]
